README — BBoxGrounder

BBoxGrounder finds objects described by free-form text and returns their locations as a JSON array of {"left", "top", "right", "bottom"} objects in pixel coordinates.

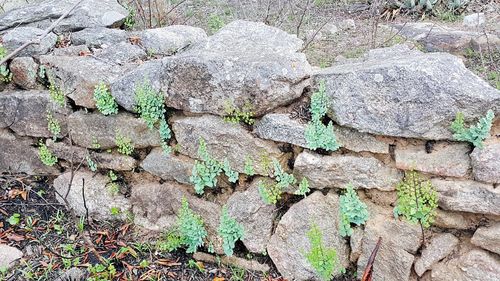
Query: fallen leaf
[{"left": 213, "top": 277, "right": 225, "bottom": 281}]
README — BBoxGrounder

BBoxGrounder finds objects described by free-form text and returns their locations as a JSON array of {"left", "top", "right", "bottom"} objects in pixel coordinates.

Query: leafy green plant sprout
[
  {"left": 294, "top": 177, "right": 310, "bottom": 197},
  {"left": 46, "top": 111, "right": 61, "bottom": 141},
  {"left": 93, "top": 82, "right": 118, "bottom": 115},
  {"left": 258, "top": 159, "right": 296, "bottom": 204},
  {"left": 218, "top": 206, "right": 244, "bottom": 256},
  {"left": 8, "top": 213, "right": 21, "bottom": 226},
  {"left": 0, "top": 44, "right": 12, "bottom": 83},
  {"left": 223, "top": 100, "right": 255, "bottom": 125},
  {"left": 450, "top": 110, "right": 494, "bottom": 148},
  {"left": 244, "top": 156, "right": 255, "bottom": 176},
  {"left": 86, "top": 155, "right": 98, "bottom": 172},
  {"left": 123, "top": 5, "right": 136, "bottom": 30},
  {"left": 48, "top": 79, "right": 65, "bottom": 107},
  {"left": 115, "top": 131, "right": 134, "bottom": 155},
  {"left": 38, "top": 140, "right": 57, "bottom": 166},
  {"left": 177, "top": 198, "right": 207, "bottom": 253},
  {"left": 338, "top": 184, "right": 369, "bottom": 237},
  {"left": 156, "top": 230, "right": 183, "bottom": 253},
  {"left": 305, "top": 223, "right": 340, "bottom": 281}
]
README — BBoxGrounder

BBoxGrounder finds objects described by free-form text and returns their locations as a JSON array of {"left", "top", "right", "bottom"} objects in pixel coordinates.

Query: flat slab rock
[
  {"left": 431, "top": 178, "right": 499, "bottom": 216},
  {"left": 140, "top": 147, "right": 194, "bottom": 185},
  {"left": 171, "top": 114, "right": 284, "bottom": 175},
  {"left": 294, "top": 151, "right": 401, "bottom": 191},
  {"left": 0, "top": 0, "right": 127, "bottom": 32},
  {"left": 0, "top": 90, "right": 70, "bottom": 138},
  {"left": 471, "top": 222, "right": 500, "bottom": 255},
  {"left": 314, "top": 44, "right": 500, "bottom": 140},
  {"left": 470, "top": 141, "right": 500, "bottom": 184},
  {"left": 1, "top": 27, "right": 57, "bottom": 56},
  {"left": 414, "top": 233, "right": 459, "bottom": 276},
  {"left": 267, "top": 191, "right": 349, "bottom": 281},
  {"left": 431, "top": 249, "right": 500, "bottom": 281}
]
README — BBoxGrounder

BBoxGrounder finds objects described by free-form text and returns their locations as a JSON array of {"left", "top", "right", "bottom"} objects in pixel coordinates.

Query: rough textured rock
[
  {"left": 53, "top": 170, "right": 131, "bottom": 220},
  {"left": 134, "top": 25, "right": 207, "bottom": 56},
  {"left": 349, "top": 228, "right": 364, "bottom": 263},
  {"left": 314, "top": 44, "right": 500, "bottom": 140},
  {"left": 0, "top": 90, "right": 70, "bottom": 138},
  {"left": 414, "top": 233, "right": 459, "bottom": 276},
  {"left": 356, "top": 203, "right": 421, "bottom": 281},
  {"left": 0, "top": 0, "right": 128, "bottom": 32},
  {"left": 68, "top": 111, "right": 161, "bottom": 149},
  {"left": 0, "top": 245, "right": 23, "bottom": 269},
  {"left": 253, "top": 113, "right": 308, "bottom": 147},
  {"left": 431, "top": 249, "right": 500, "bottom": 281},
  {"left": 471, "top": 223, "right": 500, "bottom": 255},
  {"left": 94, "top": 42, "right": 146, "bottom": 64},
  {"left": 140, "top": 148, "right": 194, "bottom": 185},
  {"left": 226, "top": 178, "right": 276, "bottom": 253},
  {"left": 131, "top": 181, "right": 224, "bottom": 254},
  {"left": 334, "top": 126, "right": 389, "bottom": 154},
  {"left": 395, "top": 141, "right": 471, "bottom": 178},
  {"left": 470, "top": 141, "right": 500, "bottom": 184},
  {"left": 71, "top": 27, "right": 127, "bottom": 48},
  {"left": 294, "top": 151, "right": 401, "bottom": 191},
  {"left": 162, "top": 20, "right": 311, "bottom": 116},
  {"left": 52, "top": 45, "right": 90, "bottom": 56},
  {"left": 10, "top": 57, "right": 39, "bottom": 89},
  {"left": 0, "top": 130, "right": 59, "bottom": 175},
  {"left": 172, "top": 115, "right": 284, "bottom": 175},
  {"left": 431, "top": 178, "right": 499, "bottom": 216},
  {"left": 193, "top": 252, "right": 270, "bottom": 273},
  {"left": 46, "top": 140, "right": 137, "bottom": 171},
  {"left": 39, "top": 55, "right": 132, "bottom": 108},
  {"left": 434, "top": 209, "right": 482, "bottom": 230},
  {"left": 267, "top": 191, "right": 349, "bottom": 281},
  {"left": 463, "top": 13, "right": 485, "bottom": 28},
  {"left": 1, "top": 27, "right": 56, "bottom": 56}
]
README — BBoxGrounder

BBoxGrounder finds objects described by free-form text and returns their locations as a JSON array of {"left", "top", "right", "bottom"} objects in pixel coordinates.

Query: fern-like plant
[
  {"left": 115, "top": 132, "right": 134, "bottom": 155},
  {"left": 0, "top": 44, "right": 12, "bottom": 83},
  {"left": 244, "top": 156, "right": 255, "bottom": 176},
  {"left": 305, "top": 223, "right": 340, "bottom": 281},
  {"left": 223, "top": 100, "right": 255, "bottom": 125},
  {"left": 48, "top": 79, "right": 65, "bottom": 107},
  {"left": 177, "top": 198, "right": 207, "bottom": 253},
  {"left": 258, "top": 159, "right": 296, "bottom": 204},
  {"left": 218, "top": 206, "right": 244, "bottom": 256},
  {"left": 294, "top": 177, "right": 310, "bottom": 197},
  {"left": 46, "top": 111, "right": 61, "bottom": 141},
  {"left": 38, "top": 141, "right": 57, "bottom": 166},
  {"left": 305, "top": 80, "right": 340, "bottom": 151},
  {"left": 338, "top": 184, "right": 369, "bottom": 237},
  {"left": 450, "top": 110, "right": 494, "bottom": 148},
  {"left": 394, "top": 170, "right": 438, "bottom": 243},
  {"left": 93, "top": 82, "right": 118, "bottom": 115}
]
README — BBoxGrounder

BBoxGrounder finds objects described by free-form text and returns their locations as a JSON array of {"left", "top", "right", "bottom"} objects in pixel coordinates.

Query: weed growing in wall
[
  {"left": 305, "top": 80, "right": 340, "bottom": 151},
  {"left": 223, "top": 100, "right": 255, "bottom": 125},
  {"left": 258, "top": 159, "right": 296, "bottom": 204},
  {"left": 451, "top": 110, "right": 494, "bottom": 148},
  {"left": 0, "top": 44, "right": 12, "bottom": 83},
  {"left": 177, "top": 198, "right": 208, "bottom": 253},
  {"left": 38, "top": 141, "right": 57, "bottom": 166},
  {"left": 305, "top": 223, "right": 340, "bottom": 281},
  {"left": 218, "top": 206, "right": 244, "bottom": 256},
  {"left": 115, "top": 132, "right": 134, "bottom": 156},
  {"left": 156, "top": 230, "right": 183, "bottom": 253},
  {"left": 338, "top": 184, "right": 369, "bottom": 237},
  {"left": 48, "top": 79, "right": 65, "bottom": 107},
  {"left": 244, "top": 156, "right": 255, "bottom": 176},
  {"left": 93, "top": 82, "right": 118, "bottom": 116},
  {"left": 123, "top": 5, "right": 136, "bottom": 30},
  {"left": 86, "top": 155, "right": 97, "bottom": 172},
  {"left": 46, "top": 111, "right": 61, "bottom": 141},
  {"left": 294, "top": 177, "right": 310, "bottom": 197}
]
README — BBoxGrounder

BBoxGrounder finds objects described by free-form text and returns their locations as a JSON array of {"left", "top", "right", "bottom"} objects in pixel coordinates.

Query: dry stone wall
[{"left": 1, "top": 1, "right": 500, "bottom": 280}]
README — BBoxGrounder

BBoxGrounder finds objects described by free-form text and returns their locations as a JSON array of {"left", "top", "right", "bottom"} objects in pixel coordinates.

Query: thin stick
[{"left": 0, "top": 0, "right": 85, "bottom": 66}]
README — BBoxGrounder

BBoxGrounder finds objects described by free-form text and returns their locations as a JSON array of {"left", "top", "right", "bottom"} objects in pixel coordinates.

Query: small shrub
[
  {"left": 305, "top": 223, "right": 340, "bottom": 281},
  {"left": 115, "top": 132, "right": 134, "bottom": 155},
  {"left": 46, "top": 111, "right": 61, "bottom": 141},
  {"left": 450, "top": 110, "right": 494, "bottom": 148},
  {"left": 305, "top": 81, "right": 340, "bottom": 151},
  {"left": 223, "top": 100, "right": 255, "bottom": 125},
  {"left": 338, "top": 184, "right": 369, "bottom": 237},
  {"left": 38, "top": 141, "right": 57, "bottom": 166},
  {"left": 218, "top": 206, "right": 244, "bottom": 256},
  {"left": 294, "top": 177, "right": 310, "bottom": 197},
  {"left": 178, "top": 198, "right": 207, "bottom": 253},
  {"left": 93, "top": 82, "right": 118, "bottom": 116},
  {"left": 48, "top": 79, "right": 65, "bottom": 107}
]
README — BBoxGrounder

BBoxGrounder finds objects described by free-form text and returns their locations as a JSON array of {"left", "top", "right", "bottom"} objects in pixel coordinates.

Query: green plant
[
  {"left": 230, "top": 266, "right": 246, "bottom": 281},
  {"left": 107, "top": 182, "right": 119, "bottom": 196},
  {"left": 46, "top": 111, "right": 61, "bottom": 141},
  {"left": 134, "top": 80, "right": 165, "bottom": 129},
  {"left": 8, "top": 213, "right": 21, "bottom": 225},
  {"left": 394, "top": 170, "right": 438, "bottom": 243},
  {"left": 159, "top": 118, "right": 172, "bottom": 154},
  {"left": 338, "top": 184, "right": 369, "bottom": 237},
  {"left": 115, "top": 132, "right": 134, "bottom": 155},
  {"left": 48, "top": 79, "right": 65, "bottom": 107},
  {"left": 305, "top": 223, "right": 340, "bottom": 281},
  {"left": 305, "top": 81, "right": 340, "bottom": 151},
  {"left": 222, "top": 158, "right": 238, "bottom": 183},
  {"left": 244, "top": 156, "right": 255, "bottom": 176},
  {"left": 77, "top": 216, "right": 85, "bottom": 233},
  {"left": 91, "top": 137, "right": 101, "bottom": 149},
  {"left": 450, "top": 110, "right": 494, "bottom": 148},
  {"left": 86, "top": 155, "right": 98, "bottom": 172},
  {"left": 218, "top": 206, "right": 244, "bottom": 256},
  {"left": 157, "top": 230, "right": 183, "bottom": 253},
  {"left": 108, "top": 170, "right": 118, "bottom": 181},
  {"left": 123, "top": 5, "right": 136, "bottom": 30},
  {"left": 294, "top": 177, "right": 310, "bottom": 197},
  {"left": 188, "top": 259, "right": 205, "bottom": 272},
  {"left": 208, "top": 14, "right": 225, "bottom": 33},
  {"left": 87, "top": 261, "right": 117, "bottom": 281},
  {"left": 177, "top": 198, "right": 207, "bottom": 253},
  {"left": 110, "top": 207, "right": 121, "bottom": 216},
  {"left": 0, "top": 44, "right": 12, "bottom": 83},
  {"left": 38, "top": 141, "right": 57, "bottom": 166},
  {"left": 93, "top": 82, "right": 118, "bottom": 115},
  {"left": 448, "top": 0, "right": 469, "bottom": 11},
  {"left": 259, "top": 159, "right": 296, "bottom": 204},
  {"left": 223, "top": 100, "right": 255, "bottom": 125}
]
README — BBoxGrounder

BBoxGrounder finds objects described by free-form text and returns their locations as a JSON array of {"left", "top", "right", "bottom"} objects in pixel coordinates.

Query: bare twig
[
  {"left": 361, "top": 237, "right": 382, "bottom": 281},
  {"left": 0, "top": 0, "right": 85, "bottom": 66},
  {"left": 296, "top": 0, "right": 311, "bottom": 37},
  {"left": 301, "top": 14, "right": 335, "bottom": 52}
]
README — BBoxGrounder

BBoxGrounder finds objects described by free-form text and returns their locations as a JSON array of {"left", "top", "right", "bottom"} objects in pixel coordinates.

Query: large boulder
[
  {"left": 267, "top": 191, "right": 349, "bottom": 281},
  {"left": 39, "top": 55, "right": 132, "bottom": 108},
  {"left": 431, "top": 249, "right": 500, "bottom": 281},
  {"left": 171, "top": 115, "right": 285, "bottom": 175},
  {"left": 53, "top": 170, "right": 131, "bottom": 220},
  {"left": 131, "top": 181, "right": 224, "bottom": 254},
  {"left": 226, "top": 178, "right": 276, "bottom": 253},
  {"left": 294, "top": 151, "right": 401, "bottom": 191},
  {"left": 395, "top": 141, "right": 471, "bottom": 178},
  {"left": 67, "top": 111, "right": 161, "bottom": 149},
  {"left": 356, "top": 203, "right": 421, "bottom": 281},
  {"left": 470, "top": 141, "right": 500, "bottom": 184},
  {"left": 140, "top": 148, "right": 194, "bottom": 185},
  {"left": 314, "top": 45, "right": 500, "bottom": 140},
  {"left": 414, "top": 233, "right": 459, "bottom": 276},
  {"left": 0, "top": 90, "right": 70, "bottom": 138},
  {"left": 162, "top": 20, "right": 311, "bottom": 116},
  {"left": 1, "top": 27, "right": 57, "bottom": 56},
  {"left": 0, "top": 0, "right": 128, "bottom": 32},
  {"left": 431, "top": 178, "right": 499, "bottom": 216},
  {"left": 471, "top": 223, "right": 500, "bottom": 255}
]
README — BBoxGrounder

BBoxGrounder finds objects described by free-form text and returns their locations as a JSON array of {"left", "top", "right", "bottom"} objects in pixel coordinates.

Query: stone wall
[{"left": 1, "top": 1, "right": 499, "bottom": 280}]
